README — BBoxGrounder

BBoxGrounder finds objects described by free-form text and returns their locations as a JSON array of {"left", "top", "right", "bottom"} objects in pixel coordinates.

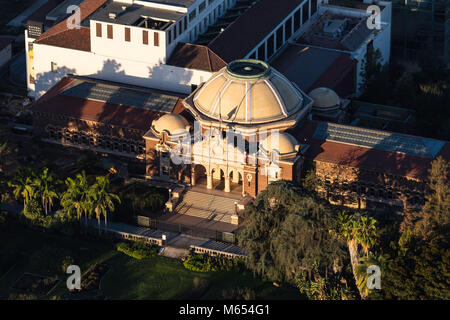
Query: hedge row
[
  {"left": 116, "top": 241, "right": 157, "bottom": 260},
  {"left": 183, "top": 254, "right": 243, "bottom": 273}
]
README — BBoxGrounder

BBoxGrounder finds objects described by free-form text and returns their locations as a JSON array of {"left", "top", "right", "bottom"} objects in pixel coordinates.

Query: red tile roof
[
  {"left": 30, "top": 77, "right": 175, "bottom": 132},
  {"left": 34, "top": 0, "right": 108, "bottom": 51},
  {"left": 36, "top": 27, "right": 91, "bottom": 51},
  {"left": 167, "top": 43, "right": 227, "bottom": 72},
  {"left": 309, "top": 52, "right": 356, "bottom": 94},
  {"left": 288, "top": 120, "right": 450, "bottom": 181}
]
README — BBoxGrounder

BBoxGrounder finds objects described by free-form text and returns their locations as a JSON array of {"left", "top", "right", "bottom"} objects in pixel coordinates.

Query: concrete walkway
[{"left": 158, "top": 247, "right": 189, "bottom": 259}]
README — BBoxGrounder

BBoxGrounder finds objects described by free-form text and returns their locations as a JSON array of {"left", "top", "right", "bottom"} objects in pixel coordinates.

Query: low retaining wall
[{"left": 112, "top": 231, "right": 163, "bottom": 246}]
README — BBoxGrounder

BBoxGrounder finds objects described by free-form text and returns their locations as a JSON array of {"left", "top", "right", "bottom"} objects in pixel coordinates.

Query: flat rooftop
[
  {"left": 272, "top": 44, "right": 356, "bottom": 96},
  {"left": 297, "top": 10, "right": 376, "bottom": 51},
  {"left": 83, "top": 0, "right": 184, "bottom": 29},
  {"left": 140, "top": 0, "right": 196, "bottom": 7}
]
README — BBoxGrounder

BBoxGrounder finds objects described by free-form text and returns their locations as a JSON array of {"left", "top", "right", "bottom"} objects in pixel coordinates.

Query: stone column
[
  {"left": 224, "top": 176, "right": 231, "bottom": 193},
  {"left": 207, "top": 173, "right": 213, "bottom": 189},
  {"left": 191, "top": 168, "right": 196, "bottom": 186}
]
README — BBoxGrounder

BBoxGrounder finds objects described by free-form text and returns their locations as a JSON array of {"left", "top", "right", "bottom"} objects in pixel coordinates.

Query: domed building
[
  {"left": 184, "top": 59, "right": 311, "bottom": 133},
  {"left": 308, "top": 87, "right": 349, "bottom": 122},
  {"left": 151, "top": 113, "right": 190, "bottom": 138},
  {"left": 30, "top": 58, "right": 450, "bottom": 220},
  {"left": 144, "top": 59, "right": 313, "bottom": 196}
]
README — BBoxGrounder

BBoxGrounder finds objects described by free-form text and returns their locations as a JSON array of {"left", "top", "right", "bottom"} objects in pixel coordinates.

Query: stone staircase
[{"left": 174, "top": 191, "right": 238, "bottom": 224}]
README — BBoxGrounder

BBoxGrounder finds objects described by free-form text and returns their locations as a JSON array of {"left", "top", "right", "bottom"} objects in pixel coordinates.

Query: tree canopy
[
  {"left": 238, "top": 180, "right": 346, "bottom": 285},
  {"left": 370, "top": 156, "right": 450, "bottom": 299}
]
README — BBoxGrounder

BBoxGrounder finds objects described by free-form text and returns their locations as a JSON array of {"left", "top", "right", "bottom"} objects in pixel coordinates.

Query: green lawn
[{"left": 0, "top": 224, "right": 301, "bottom": 300}]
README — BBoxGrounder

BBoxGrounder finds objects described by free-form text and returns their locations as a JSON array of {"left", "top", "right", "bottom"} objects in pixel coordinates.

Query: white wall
[
  {"left": 32, "top": 43, "right": 213, "bottom": 98},
  {"left": 91, "top": 0, "right": 236, "bottom": 65},
  {"left": 90, "top": 20, "right": 169, "bottom": 64}
]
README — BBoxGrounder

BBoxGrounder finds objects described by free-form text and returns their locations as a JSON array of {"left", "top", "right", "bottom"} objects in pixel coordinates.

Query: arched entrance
[
  {"left": 211, "top": 167, "right": 225, "bottom": 191},
  {"left": 192, "top": 164, "right": 207, "bottom": 187},
  {"left": 229, "top": 169, "right": 244, "bottom": 195},
  {"left": 191, "top": 164, "right": 244, "bottom": 194}
]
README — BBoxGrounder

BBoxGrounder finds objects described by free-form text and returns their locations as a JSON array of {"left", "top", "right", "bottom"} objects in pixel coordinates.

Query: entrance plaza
[{"left": 149, "top": 187, "right": 243, "bottom": 233}]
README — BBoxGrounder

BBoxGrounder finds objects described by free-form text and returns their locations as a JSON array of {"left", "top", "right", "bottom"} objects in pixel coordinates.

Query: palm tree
[
  {"left": 333, "top": 211, "right": 378, "bottom": 299},
  {"left": 61, "top": 171, "right": 90, "bottom": 228},
  {"left": 88, "top": 175, "right": 120, "bottom": 234},
  {"left": 356, "top": 216, "right": 378, "bottom": 257},
  {"left": 8, "top": 168, "right": 36, "bottom": 208},
  {"left": 33, "top": 167, "right": 59, "bottom": 215}
]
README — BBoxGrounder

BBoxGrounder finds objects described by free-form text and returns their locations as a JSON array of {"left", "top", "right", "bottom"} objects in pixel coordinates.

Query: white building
[{"left": 25, "top": 0, "right": 391, "bottom": 99}]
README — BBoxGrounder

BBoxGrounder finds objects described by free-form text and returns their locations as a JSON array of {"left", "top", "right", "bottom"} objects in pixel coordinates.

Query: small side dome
[
  {"left": 309, "top": 87, "right": 340, "bottom": 111},
  {"left": 152, "top": 114, "right": 190, "bottom": 137},
  {"left": 260, "top": 132, "right": 300, "bottom": 156}
]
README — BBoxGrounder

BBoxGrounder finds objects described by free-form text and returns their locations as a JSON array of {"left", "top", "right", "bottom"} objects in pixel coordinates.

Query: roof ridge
[
  {"left": 182, "top": 42, "right": 226, "bottom": 65},
  {"left": 205, "top": 46, "right": 212, "bottom": 72},
  {"left": 35, "top": 0, "right": 108, "bottom": 43}
]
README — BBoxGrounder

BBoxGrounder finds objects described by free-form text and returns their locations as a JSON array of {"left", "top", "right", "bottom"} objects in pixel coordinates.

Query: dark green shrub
[
  {"left": 116, "top": 241, "right": 157, "bottom": 260},
  {"left": 183, "top": 254, "right": 243, "bottom": 273},
  {"left": 23, "top": 199, "right": 43, "bottom": 221}
]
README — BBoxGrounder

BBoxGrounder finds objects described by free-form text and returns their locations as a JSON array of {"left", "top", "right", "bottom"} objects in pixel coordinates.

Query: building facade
[
  {"left": 25, "top": 0, "right": 392, "bottom": 100},
  {"left": 27, "top": 0, "right": 449, "bottom": 212}
]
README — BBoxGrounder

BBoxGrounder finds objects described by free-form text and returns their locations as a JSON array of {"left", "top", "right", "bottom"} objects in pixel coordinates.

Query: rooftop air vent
[
  {"left": 109, "top": 12, "right": 116, "bottom": 19},
  {"left": 323, "top": 19, "right": 347, "bottom": 38}
]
